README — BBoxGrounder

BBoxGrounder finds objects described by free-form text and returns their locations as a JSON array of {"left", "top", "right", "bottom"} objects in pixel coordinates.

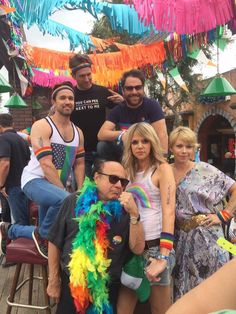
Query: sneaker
[
  {"left": 32, "top": 228, "right": 48, "bottom": 259},
  {"left": 0, "top": 222, "right": 10, "bottom": 255}
]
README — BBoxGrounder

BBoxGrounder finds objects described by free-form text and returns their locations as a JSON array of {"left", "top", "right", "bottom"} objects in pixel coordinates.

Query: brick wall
[{"left": 10, "top": 86, "right": 51, "bottom": 130}]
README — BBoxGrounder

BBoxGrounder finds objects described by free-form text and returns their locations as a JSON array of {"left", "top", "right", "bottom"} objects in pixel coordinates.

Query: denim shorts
[{"left": 143, "top": 246, "right": 175, "bottom": 286}]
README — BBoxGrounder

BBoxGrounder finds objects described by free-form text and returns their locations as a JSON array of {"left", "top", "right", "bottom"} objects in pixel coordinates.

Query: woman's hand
[
  {"left": 145, "top": 257, "right": 167, "bottom": 283},
  {"left": 200, "top": 214, "right": 221, "bottom": 227}
]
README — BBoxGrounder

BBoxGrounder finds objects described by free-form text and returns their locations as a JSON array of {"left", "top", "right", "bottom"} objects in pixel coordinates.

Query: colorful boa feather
[{"left": 69, "top": 177, "right": 123, "bottom": 314}]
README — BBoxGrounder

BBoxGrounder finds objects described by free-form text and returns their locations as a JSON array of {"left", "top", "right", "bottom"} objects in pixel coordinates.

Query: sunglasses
[
  {"left": 124, "top": 85, "right": 143, "bottom": 91},
  {"left": 98, "top": 172, "right": 129, "bottom": 188}
]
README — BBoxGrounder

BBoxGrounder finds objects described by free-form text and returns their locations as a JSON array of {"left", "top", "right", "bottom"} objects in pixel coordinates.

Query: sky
[
  {"left": 24, "top": 9, "right": 96, "bottom": 51},
  {"left": 24, "top": 8, "right": 236, "bottom": 78},
  {"left": 193, "top": 34, "right": 236, "bottom": 79},
  {"left": 1, "top": 8, "right": 236, "bottom": 111},
  {"left": 0, "top": 9, "right": 95, "bottom": 112}
]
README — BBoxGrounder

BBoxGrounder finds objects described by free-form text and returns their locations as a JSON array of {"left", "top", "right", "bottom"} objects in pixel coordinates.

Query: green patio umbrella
[
  {"left": 201, "top": 33, "right": 236, "bottom": 97},
  {"left": 0, "top": 73, "right": 13, "bottom": 93},
  {"left": 32, "top": 100, "right": 42, "bottom": 109},
  {"left": 201, "top": 76, "right": 236, "bottom": 97},
  {"left": 4, "top": 93, "right": 28, "bottom": 108}
]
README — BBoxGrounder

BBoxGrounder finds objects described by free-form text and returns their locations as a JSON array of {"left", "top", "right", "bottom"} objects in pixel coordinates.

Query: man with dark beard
[{"left": 97, "top": 69, "right": 168, "bottom": 161}]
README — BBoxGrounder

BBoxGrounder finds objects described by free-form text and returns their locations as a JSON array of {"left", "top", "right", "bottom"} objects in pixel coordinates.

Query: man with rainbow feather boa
[{"left": 47, "top": 160, "right": 145, "bottom": 313}]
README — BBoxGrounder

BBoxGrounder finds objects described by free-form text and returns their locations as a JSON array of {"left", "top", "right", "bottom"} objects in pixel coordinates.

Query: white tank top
[
  {"left": 127, "top": 168, "right": 162, "bottom": 240},
  {"left": 21, "top": 117, "right": 80, "bottom": 188}
]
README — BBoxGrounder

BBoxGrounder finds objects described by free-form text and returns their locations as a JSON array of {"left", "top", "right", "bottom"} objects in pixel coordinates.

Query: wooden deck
[
  {"left": 0, "top": 254, "right": 56, "bottom": 314},
  {"left": 0, "top": 254, "right": 150, "bottom": 314}
]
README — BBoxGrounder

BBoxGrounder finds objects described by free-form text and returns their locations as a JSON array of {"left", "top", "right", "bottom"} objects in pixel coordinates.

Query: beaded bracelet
[
  {"left": 117, "top": 131, "right": 126, "bottom": 145},
  {"left": 160, "top": 232, "right": 174, "bottom": 251},
  {"left": 157, "top": 254, "right": 169, "bottom": 261},
  {"left": 217, "top": 209, "right": 232, "bottom": 224}
]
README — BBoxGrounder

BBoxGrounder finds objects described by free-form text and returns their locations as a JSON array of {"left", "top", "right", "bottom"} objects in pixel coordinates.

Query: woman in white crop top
[{"left": 118, "top": 122, "right": 176, "bottom": 314}]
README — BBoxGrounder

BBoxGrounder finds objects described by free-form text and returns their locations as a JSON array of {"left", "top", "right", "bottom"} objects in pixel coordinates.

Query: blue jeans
[
  {"left": 6, "top": 186, "right": 29, "bottom": 225},
  {"left": 0, "top": 192, "right": 11, "bottom": 223},
  {"left": 97, "top": 141, "right": 123, "bottom": 162},
  {"left": 144, "top": 247, "right": 175, "bottom": 286},
  {"left": 23, "top": 178, "right": 69, "bottom": 238},
  {"left": 7, "top": 186, "right": 35, "bottom": 239},
  {"left": 8, "top": 223, "right": 35, "bottom": 239}
]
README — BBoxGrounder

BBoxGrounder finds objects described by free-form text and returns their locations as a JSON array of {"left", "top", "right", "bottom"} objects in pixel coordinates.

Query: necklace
[{"left": 69, "top": 178, "right": 122, "bottom": 314}]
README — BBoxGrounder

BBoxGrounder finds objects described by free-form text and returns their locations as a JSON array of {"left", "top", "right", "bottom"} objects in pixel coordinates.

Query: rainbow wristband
[
  {"left": 76, "top": 147, "right": 85, "bottom": 159},
  {"left": 217, "top": 210, "right": 232, "bottom": 224},
  {"left": 160, "top": 232, "right": 174, "bottom": 250},
  {"left": 35, "top": 146, "right": 52, "bottom": 161}
]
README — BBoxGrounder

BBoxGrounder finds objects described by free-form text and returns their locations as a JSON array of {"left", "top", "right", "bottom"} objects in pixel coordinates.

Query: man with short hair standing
[
  {"left": 0, "top": 113, "right": 30, "bottom": 254},
  {"left": 69, "top": 54, "right": 123, "bottom": 177},
  {"left": 97, "top": 69, "right": 168, "bottom": 160},
  {"left": 46, "top": 159, "right": 145, "bottom": 314}
]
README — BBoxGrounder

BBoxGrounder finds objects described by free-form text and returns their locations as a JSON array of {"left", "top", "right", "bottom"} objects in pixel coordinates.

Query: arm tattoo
[
  {"left": 166, "top": 185, "right": 171, "bottom": 205},
  {"left": 38, "top": 136, "right": 44, "bottom": 147}
]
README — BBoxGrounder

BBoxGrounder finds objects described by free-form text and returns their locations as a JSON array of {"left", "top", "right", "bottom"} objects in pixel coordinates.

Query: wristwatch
[{"left": 130, "top": 215, "right": 140, "bottom": 225}]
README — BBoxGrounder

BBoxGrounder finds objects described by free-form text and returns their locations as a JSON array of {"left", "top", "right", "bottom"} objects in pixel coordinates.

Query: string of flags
[{"left": 0, "top": 0, "right": 233, "bottom": 92}]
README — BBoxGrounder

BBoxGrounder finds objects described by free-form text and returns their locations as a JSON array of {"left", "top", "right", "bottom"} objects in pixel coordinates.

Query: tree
[
  {"left": 90, "top": 6, "right": 214, "bottom": 130},
  {"left": 90, "top": 11, "right": 141, "bottom": 51},
  {"left": 147, "top": 47, "right": 212, "bottom": 129},
  {"left": 147, "top": 62, "right": 193, "bottom": 128}
]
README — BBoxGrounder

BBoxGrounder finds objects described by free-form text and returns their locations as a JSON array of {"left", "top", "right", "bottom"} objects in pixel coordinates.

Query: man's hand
[
  {"left": 107, "top": 89, "right": 124, "bottom": 103},
  {"left": 47, "top": 278, "right": 61, "bottom": 304},
  {"left": 145, "top": 257, "right": 167, "bottom": 282},
  {"left": 118, "top": 192, "right": 139, "bottom": 217}
]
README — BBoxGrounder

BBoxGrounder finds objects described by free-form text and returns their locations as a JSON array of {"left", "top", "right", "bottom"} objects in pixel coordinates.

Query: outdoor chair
[
  {"left": 5, "top": 238, "right": 51, "bottom": 313},
  {"left": 5, "top": 201, "right": 52, "bottom": 314}
]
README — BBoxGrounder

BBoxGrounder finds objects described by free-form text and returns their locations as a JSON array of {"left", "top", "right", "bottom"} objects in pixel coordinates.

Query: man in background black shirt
[
  {"left": 0, "top": 113, "right": 30, "bottom": 254},
  {"left": 69, "top": 53, "right": 123, "bottom": 177}
]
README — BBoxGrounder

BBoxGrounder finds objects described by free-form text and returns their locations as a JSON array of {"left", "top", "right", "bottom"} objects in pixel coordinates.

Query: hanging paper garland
[{"left": 124, "top": 0, "right": 234, "bottom": 35}]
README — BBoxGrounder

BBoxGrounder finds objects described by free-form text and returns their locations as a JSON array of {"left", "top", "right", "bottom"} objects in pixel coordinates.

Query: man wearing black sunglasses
[
  {"left": 97, "top": 69, "right": 168, "bottom": 161},
  {"left": 47, "top": 159, "right": 145, "bottom": 314}
]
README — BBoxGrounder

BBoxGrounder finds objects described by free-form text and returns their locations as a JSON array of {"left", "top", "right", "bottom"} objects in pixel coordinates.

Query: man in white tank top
[{"left": 9, "top": 82, "right": 85, "bottom": 259}]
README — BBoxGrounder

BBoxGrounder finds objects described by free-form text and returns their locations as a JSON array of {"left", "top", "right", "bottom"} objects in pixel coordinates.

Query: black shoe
[
  {"left": 0, "top": 222, "right": 10, "bottom": 255},
  {"left": 32, "top": 228, "right": 48, "bottom": 259},
  {"left": 2, "top": 260, "right": 16, "bottom": 268}
]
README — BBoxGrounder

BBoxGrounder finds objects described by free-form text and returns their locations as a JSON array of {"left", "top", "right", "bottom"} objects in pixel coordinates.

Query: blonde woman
[
  {"left": 118, "top": 122, "right": 176, "bottom": 314},
  {"left": 169, "top": 126, "right": 236, "bottom": 301}
]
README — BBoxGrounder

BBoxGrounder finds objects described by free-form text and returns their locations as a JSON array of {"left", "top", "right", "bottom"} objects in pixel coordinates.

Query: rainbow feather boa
[{"left": 69, "top": 177, "right": 123, "bottom": 314}]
